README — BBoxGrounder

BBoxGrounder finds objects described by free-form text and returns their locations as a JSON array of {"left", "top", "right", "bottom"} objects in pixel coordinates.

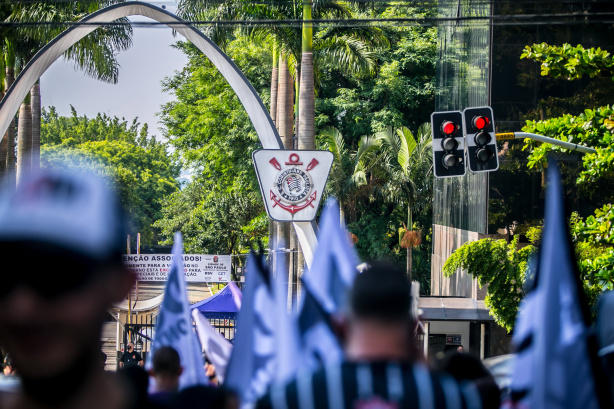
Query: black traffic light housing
[
  {"left": 431, "top": 110, "right": 465, "bottom": 178},
  {"left": 462, "top": 106, "right": 499, "bottom": 173}
]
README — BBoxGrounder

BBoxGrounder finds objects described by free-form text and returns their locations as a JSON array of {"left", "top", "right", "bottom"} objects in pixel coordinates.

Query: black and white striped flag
[{"left": 506, "top": 164, "right": 607, "bottom": 409}]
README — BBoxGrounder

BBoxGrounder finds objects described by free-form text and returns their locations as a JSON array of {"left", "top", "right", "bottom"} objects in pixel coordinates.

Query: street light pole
[{"left": 496, "top": 132, "right": 597, "bottom": 154}]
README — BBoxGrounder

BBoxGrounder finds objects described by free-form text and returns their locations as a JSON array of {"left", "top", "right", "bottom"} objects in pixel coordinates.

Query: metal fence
[
  {"left": 207, "top": 315, "right": 237, "bottom": 342},
  {"left": 123, "top": 314, "right": 236, "bottom": 358}
]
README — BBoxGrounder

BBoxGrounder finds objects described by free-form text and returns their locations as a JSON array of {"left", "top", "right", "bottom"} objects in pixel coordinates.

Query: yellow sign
[{"left": 496, "top": 132, "right": 515, "bottom": 140}]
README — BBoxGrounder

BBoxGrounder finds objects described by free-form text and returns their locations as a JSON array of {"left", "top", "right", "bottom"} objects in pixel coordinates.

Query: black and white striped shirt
[{"left": 256, "top": 361, "right": 483, "bottom": 409}]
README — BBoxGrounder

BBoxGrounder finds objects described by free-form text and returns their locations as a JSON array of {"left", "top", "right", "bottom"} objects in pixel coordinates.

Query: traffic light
[
  {"left": 462, "top": 106, "right": 499, "bottom": 173},
  {"left": 431, "top": 110, "right": 465, "bottom": 178}
]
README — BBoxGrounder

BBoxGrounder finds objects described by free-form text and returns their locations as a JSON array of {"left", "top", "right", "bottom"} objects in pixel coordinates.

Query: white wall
[{"left": 429, "top": 321, "right": 471, "bottom": 352}]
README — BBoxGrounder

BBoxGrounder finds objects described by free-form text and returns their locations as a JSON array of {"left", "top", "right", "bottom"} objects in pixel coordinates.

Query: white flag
[
  {"left": 225, "top": 251, "right": 276, "bottom": 404},
  {"left": 272, "top": 242, "right": 301, "bottom": 385},
  {"left": 506, "top": 164, "right": 606, "bottom": 409},
  {"left": 297, "top": 198, "right": 359, "bottom": 371},
  {"left": 149, "top": 232, "right": 208, "bottom": 389},
  {"left": 192, "top": 309, "right": 232, "bottom": 384},
  {"left": 302, "top": 198, "right": 359, "bottom": 314}
]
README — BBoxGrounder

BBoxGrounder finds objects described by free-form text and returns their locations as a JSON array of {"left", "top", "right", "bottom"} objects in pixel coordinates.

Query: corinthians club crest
[{"left": 253, "top": 150, "right": 334, "bottom": 222}]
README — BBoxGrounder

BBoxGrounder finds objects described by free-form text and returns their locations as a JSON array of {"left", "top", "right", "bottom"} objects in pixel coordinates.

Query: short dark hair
[
  {"left": 3, "top": 353, "right": 12, "bottom": 368},
  {"left": 350, "top": 261, "right": 411, "bottom": 322},
  {"left": 152, "top": 346, "right": 181, "bottom": 375}
]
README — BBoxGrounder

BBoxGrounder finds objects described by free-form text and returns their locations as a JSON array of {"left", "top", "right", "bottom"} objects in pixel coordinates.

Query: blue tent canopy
[{"left": 191, "top": 282, "right": 242, "bottom": 319}]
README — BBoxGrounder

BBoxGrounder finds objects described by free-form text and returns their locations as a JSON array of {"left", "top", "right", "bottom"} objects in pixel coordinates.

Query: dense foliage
[
  {"left": 521, "top": 44, "right": 614, "bottom": 299},
  {"left": 155, "top": 3, "right": 438, "bottom": 281},
  {"left": 522, "top": 105, "right": 614, "bottom": 187},
  {"left": 40, "top": 107, "right": 180, "bottom": 246},
  {"left": 571, "top": 205, "right": 614, "bottom": 292},
  {"left": 521, "top": 43, "right": 614, "bottom": 81},
  {"left": 315, "top": 5, "right": 437, "bottom": 287},
  {"left": 155, "top": 38, "right": 270, "bottom": 255},
  {"left": 316, "top": 7, "right": 437, "bottom": 138},
  {"left": 443, "top": 238, "right": 535, "bottom": 331},
  {"left": 445, "top": 43, "right": 614, "bottom": 328}
]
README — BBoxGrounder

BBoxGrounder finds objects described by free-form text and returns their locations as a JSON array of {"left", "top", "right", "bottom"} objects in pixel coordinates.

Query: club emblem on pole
[{"left": 253, "top": 150, "right": 334, "bottom": 222}]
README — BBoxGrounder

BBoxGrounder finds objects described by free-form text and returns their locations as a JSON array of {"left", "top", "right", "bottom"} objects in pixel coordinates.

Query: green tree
[
  {"left": 318, "top": 127, "right": 380, "bottom": 222},
  {"left": 40, "top": 107, "right": 179, "bottom": 246},
  {"left": 316, "top": 7, "right": 437, "bottom": 138},
  {"left": 154, "top": 181, "right": 268, "bottom": 255},
  {"left": 157, "top": 38, "right": 271, "bottom": 253},
  {"left": 521, "top": 43, "right": 614, "bottom": 295},
  {"left": 376, "top": 124, "right": 432, "bottom": 281},
  {"left": 1, "top": 1, "right": 132, "bottom": 182},
  {"left": 443, "top": 237, "right": 535, "bottom": 331},
  {"left": 521, "top": 43, "right": 614, "bottom": 81}
]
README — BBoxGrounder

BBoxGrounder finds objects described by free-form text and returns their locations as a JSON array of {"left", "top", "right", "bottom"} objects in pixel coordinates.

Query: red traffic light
[
  {"left": 472, "top": 116, "right": 489, "bottom": 131},
  {"left": 441, "top": 121, "right": 457, "bottom": 135}
]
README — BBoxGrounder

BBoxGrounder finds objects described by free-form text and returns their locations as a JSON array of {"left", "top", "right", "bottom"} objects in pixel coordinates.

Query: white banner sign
[{"left": 122, "top": 254, "right": 231, "bottom": 282}]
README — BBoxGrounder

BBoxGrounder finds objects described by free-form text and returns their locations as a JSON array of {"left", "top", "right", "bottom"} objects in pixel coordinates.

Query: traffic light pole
[{"left": 495, "top": 132, "right": 597, "bottom": 154}]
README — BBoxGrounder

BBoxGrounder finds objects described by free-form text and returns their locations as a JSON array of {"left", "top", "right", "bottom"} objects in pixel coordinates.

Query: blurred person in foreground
[
  {"left": 149, "top": 346, "right": 183, "bottom": 406},
  {"left": 0, "top": 169, "right": 146, "bottom": 409},
  {"left": 596, "top": 290, "right": 614, "bottom": 405},
  {"left": 204, "top": 357, "right": 219, "bottom": 386},
  {"left": 3, "top": 354, "right": 16, "bottom": 376},
  {"left": 257, "top": 261, "right": 497, "bottom": 409}
]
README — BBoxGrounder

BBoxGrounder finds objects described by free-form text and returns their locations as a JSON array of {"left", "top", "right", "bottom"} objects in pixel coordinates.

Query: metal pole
[
  {"left": 127, "top": 235, "right": 131, "bottom": 334},
  {"left": 480, "top": 323, "right": 486, "bottom": 359},
  {"left": 496, "top": 132, "right": 597, "bottom": 154},
  {"left": 423, "top": 322, "right": 429, "bottom": 359},
  {"left": 135, "top": 233, "right": 140, "bottom": 304}
]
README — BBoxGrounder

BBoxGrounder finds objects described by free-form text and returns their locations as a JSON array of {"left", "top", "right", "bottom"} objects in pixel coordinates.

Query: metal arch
[
  {"left": 0, "top": 1, "right": 283, "bottom": 150},
  {"left": 0, "top": 1, "right": 318, "bottom": 274}
]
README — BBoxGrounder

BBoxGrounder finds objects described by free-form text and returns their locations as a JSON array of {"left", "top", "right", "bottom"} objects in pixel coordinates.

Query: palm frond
[
  {"left": 319, "top": 127, "right": 345, "bottom": 163},
  {"left": 314, "top": 35, "right": 376, "bottom": 77},
  {"left": 355, "top": 135, "right": 380, "bottom": 165},
  {"left": 396, "top": 126, "right": 417, "bottom": 174},
  {"left": 376, "top": 127, "right": 399, "bottom": 157}
]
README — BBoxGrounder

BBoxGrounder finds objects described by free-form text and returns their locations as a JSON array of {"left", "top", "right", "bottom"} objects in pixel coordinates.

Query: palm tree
[
  {"left": 4, "top": 40, "right": 16, "bottom": 183},
  {"left": 5, "top": 1, "right": 132, "bottom": 181},
  {"left": 376, "top": 123, "right": 433, "bottom": 281},
  {"left": 177, "top": 0, "right": 386, "bottom": 142},
  {"left": 298, "top": 1, "right": 314, "bottom": 149},
  {"left": 177, "top": 0, "right": 386, "bottom": 289},
  {"left": 320, "top": 127, "right": 382, "bottom": 223},
  {"left": 0, "top": 49, "right": 5, "bottom": 177},
  {"left": 16, "top": 60, "right": 31, "bottom": 184},
  {"left": 270, "top": 45, "right": 279, "bottom": 126}
]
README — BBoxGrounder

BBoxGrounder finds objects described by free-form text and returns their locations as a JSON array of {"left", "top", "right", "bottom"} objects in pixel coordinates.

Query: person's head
[
  {"left": 3, "top": 353, "right": 15, "bottom": 376},
  {"left": 150, "top": 346, "right": 183, "bottom": 392},
  {"left": 457, "top": 345, "right": 464, "bottom": 353},
  {"left": 0, "top": 169, "right": 134, "bottom": 384},
  {"left": 343, "top": 261, "right": 413, "bottom": 360},
  {"left": 127, "top": 342, "right": 134, "bottom": 352}
]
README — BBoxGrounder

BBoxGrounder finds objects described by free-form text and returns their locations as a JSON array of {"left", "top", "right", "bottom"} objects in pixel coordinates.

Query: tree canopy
[
  {"left": 41, "top": 107, "right": 179, "bottom": 246},
  {"left": 446, "top": 43, "right": 614, "bottom": 329},
  {"left": 154, "top": 4, "right": 438, "bottom": 281},
  {"left": 155, "top": 38, "right": 270, "bottom": 255}
]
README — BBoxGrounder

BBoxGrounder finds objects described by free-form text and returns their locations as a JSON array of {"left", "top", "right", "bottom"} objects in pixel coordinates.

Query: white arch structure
[{"left": 0, "top": 2, "right": 318, "bottom": 310}]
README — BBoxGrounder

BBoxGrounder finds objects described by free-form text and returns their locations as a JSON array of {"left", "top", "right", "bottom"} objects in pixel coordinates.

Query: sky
[{"left": 40, "top": 2, "right": 189, "bottom": 141}]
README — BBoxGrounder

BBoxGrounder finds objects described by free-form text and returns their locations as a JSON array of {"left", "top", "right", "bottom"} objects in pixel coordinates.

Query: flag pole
[
  {"left": 135, "top": 233, "right": 140, "bottom": 304},
  {"left": 127, "top": 235, "right": 131, "bottom": 340}
]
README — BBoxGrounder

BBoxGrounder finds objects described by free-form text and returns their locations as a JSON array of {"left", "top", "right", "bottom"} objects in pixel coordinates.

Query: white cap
[{"left": 0, "top": 169, "right": 125, "bottom": 261}]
